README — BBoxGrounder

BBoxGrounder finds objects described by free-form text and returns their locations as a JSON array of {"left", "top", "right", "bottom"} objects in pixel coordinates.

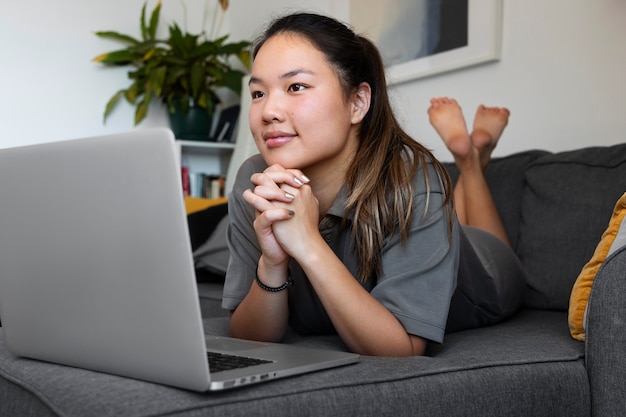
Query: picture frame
[{"left": 332, "top": 0, "right": 503, "bottom": 85}]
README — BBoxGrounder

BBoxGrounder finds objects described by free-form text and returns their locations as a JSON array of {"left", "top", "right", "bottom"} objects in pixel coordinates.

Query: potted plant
[{"left": 93, "top": 0, "right": 250, "bottom": 140}]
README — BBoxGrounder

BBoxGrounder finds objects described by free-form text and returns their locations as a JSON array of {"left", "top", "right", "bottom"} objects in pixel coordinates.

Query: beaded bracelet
[{"left": 255, "top": 270, "right": 294, "bottom": 292}]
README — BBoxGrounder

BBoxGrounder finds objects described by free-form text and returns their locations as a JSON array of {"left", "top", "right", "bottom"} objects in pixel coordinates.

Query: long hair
[{"left": 253, "top": 13, "right": 454, "bottom": 282}]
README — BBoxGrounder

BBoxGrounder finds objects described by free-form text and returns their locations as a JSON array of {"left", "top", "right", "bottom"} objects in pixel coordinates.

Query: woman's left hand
[{"left": 271, "top": 179, "right": 322, "bottom": 260}]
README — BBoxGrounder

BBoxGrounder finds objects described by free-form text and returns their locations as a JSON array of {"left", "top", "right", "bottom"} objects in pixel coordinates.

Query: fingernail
[
  {"left": 300, "top": 175, "right": 310, "bottom": 183},
  {"left": 285, "top": 192, "right": 295, "bottom": 200},
  {"left": 293, "top": 177, "right": 303, "bottom": 186},
  {"left": 287, "top": 210, "right": 295, "bottom": 216}
]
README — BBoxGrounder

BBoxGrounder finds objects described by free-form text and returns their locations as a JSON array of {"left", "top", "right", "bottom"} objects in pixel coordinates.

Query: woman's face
[{"left": 248, "top": 33, "right": 363, "bottom": 175}]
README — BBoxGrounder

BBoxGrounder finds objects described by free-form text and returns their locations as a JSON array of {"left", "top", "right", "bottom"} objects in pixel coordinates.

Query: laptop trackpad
[{"left": 205, "top": 336, "right": 269, "bottom": 352}]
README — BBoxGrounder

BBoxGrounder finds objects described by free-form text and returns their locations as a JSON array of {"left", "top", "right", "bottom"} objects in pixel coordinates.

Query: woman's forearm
[
  {"left": 297, "top": 241, "right": 426, "bottom": 356},
  {"left": 229, "top": 256, "right": 290, "bottom": 342}
]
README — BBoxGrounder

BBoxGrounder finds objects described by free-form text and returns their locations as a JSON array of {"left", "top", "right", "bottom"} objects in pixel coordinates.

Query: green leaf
[
  {"left": 190, "top": 64, "right": 205, "bottom": 99},
  {"left": 103, "top": 89, "right": 126, "bottom": 123},
  {"left": 149, "top": 65, "right": 167, "bottom": 97},
  {"left": 205, "top": 65, "right": 223, "bottom": 81},
  {"left": 148, "top": 2, "right": 161, "bottom": 40},
  {"left": 197, "top": 91, "right": 208, "bottom": 109},
  {"left": 218, "top": 40, "right": 249, "bottom": 55},
  {"left": 192, "top": 41, "right": 218, "bottom": 59},
  {"left": 236, "top": 49, "right": 251, "bottom": 69},
  {"left": 161, "top": 55, "right": 188, "bottom": 67},
  {"left": 140, "top": 2, "right": 149, "bottom": 40},
  {"left": 94, "top": 50, "right": 137, "bottom": 65},
  {"left": 93, "top": 31, "right": 139, "bottom": 45},
  {"left": 124, "top": 81, "right": 140, "bottom": 104},
  {"left": 167, "top": 24, "right": 186, "bottom": 54},
  {"left": 179, "top": 76, "right": 190, "bottom": 93},
  {"left": 126, "top": 68, "right": 142, "bottom": 81},
  {"left": 221, "top": 70, "right": 245, "bottom": 94},
  {"left": 165, "top": 66, "right": 186, "bottom": 84},
  {"left": 212, "top": 34, "right": 229, "bottom": 46},
  {"left": 135, "top": 91, "right": 151, "bottom": 125}
]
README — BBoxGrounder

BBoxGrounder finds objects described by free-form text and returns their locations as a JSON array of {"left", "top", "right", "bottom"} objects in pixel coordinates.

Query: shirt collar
[{"left": 325, "top": 183, "right": 353, "bottom": 220}]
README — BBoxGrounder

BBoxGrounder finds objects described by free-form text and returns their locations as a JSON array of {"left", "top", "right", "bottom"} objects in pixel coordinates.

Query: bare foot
[
  {"left": 471, "top": 105, "right": 510, "bottom": 169},
  {"left": 427, "top": 97, "right": 472, "bottom": 160}
]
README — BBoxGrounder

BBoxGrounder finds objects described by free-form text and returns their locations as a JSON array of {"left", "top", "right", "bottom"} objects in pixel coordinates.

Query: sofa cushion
[
  {"left": 568, "top": 192, "right": 626, "bottom": 341},
  {"left": 444, "top": 150, "right": 549, "bottom": 252},
  {"left": 198, "top": 282, "right": 230, "bottom": 318},
  {"left": 187, "top": 201, "right": 228, "bottom": 252},
  {"left": 518, "top": 143, "right": 626, "bottom": 310},
  {"left": 0, "top": 311, "right": 588, "bottom": 417},
  {"left": 187, "top": 202, "right": 229, "bottom": 282}
]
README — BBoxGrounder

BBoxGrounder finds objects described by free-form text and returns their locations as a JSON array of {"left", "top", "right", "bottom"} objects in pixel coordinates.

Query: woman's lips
[{"left": 264, "top": 132, "right": 295, "bottom": 148}]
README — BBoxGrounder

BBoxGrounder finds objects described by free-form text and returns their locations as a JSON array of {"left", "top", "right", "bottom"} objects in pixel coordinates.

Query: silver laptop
[{"left": 0, "top": 128, "right": 358, "bottom": 391}]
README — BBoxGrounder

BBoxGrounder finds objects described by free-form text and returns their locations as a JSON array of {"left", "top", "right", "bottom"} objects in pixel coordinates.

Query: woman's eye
[
  {"left": 251, "top": 91, "right": 264, "bottom": 99},
  {"left": 288, "top": 83, "right": 306, "bottom": 92}
]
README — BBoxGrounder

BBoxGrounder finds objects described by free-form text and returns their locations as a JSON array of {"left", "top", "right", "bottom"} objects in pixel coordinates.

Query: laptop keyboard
[{"left": 207, "top": 351, "right": 273, "bottom": 373}]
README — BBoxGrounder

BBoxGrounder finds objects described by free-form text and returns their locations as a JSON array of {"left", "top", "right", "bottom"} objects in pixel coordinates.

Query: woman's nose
[{"left": 261, "top": 92, "right": 285, "bottom": 123}]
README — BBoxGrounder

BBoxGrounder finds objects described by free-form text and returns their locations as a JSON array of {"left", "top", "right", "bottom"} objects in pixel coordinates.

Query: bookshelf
[
  {"left": 176, "top": 140, "right": 235, "bottom": 198},
  {"left": 175, "top": 81, "right": 254, "bottom": 198}
]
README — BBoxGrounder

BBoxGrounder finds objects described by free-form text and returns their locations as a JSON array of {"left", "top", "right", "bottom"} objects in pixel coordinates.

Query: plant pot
[{"left": 168, "top": 101, "right": 214, "bottom": 141}]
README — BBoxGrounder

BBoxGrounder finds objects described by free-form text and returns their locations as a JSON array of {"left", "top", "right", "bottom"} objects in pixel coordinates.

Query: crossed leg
[{"left": 428, "top": 97, "right": 511, "bottom": 246}]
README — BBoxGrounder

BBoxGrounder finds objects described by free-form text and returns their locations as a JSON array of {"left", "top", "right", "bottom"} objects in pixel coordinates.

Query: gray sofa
[{"left": 1, "top": 143, "right": 626, "bottom": 416}]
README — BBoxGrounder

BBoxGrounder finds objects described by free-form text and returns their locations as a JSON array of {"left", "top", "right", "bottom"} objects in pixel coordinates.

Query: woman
[{"left": 222, "top": 13, "right": 524, "bottom": 357}]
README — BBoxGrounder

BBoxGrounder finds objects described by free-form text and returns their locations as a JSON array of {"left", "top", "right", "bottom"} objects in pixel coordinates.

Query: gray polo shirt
[{"left": 223, "top": 154, "right": 459, "bottom": 343}]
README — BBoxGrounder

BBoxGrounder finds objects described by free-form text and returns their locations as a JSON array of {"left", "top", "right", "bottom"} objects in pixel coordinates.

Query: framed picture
[{"left": 334, "top": 0, "right": 502, "bottom": 85}]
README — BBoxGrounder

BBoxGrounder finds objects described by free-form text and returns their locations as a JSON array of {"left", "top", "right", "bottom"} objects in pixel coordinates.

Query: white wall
[
  {"left": 0, "top": 0, "right": 225, "bottom": 148},
  {"left": 387, "top": 0, "right": 626, "bottom": 161},
  {"left": 2, "top": 0, "right": 625, "bottom": 162}
]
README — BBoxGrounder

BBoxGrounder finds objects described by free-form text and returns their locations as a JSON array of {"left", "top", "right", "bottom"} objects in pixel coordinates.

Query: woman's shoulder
[
  {"left": 233, "top": 154, "right": 267, "bottom": 187},
  {"left": 408, "top": 152, "right": 448, "bottom": 196},
  {"left": 239, "top": 153, "right": 268, "bottom": 174},
  {"left": 226, "top": 154, "right": 267, "bottom": 196}
]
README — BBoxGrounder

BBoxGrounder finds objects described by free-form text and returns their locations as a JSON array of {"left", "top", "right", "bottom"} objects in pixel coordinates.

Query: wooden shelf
[{"left": 177, "top": 140, "right": 235, "bottom": 155}]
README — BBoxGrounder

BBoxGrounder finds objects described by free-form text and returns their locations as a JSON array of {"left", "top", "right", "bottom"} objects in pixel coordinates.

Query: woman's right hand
[{"left": 242, "top": 164, "right": 309, "bottom": 269}]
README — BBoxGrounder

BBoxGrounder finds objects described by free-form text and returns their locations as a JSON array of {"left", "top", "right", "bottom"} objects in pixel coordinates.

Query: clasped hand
[{"left": 242, "top": 165, "right": 320, "bottom": 268}]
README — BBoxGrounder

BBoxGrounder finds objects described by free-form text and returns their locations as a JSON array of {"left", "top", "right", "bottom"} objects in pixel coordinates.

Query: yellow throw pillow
[{"left": 569, "top": 192, "right": 626, "bottom": 341}]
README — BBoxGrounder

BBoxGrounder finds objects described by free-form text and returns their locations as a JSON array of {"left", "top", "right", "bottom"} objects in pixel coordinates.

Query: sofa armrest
[{"left": 585, "top": 244, "right": 626, "bottom": 417}]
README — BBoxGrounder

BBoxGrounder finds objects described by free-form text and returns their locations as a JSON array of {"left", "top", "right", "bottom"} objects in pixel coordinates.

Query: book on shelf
[
  {"left": 181, "top": 165, "right": 191, "bottom": 196},
  {"left": 211, "top": 104, "right": 240, "bottom": 142},
  {"left": 181, "top": 168, "right": 226, "bottom": 199}
]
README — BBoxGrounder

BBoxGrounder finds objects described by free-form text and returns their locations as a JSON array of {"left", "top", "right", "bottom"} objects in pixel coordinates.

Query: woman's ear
[{"left": 351, "top": 82, "right": 371, "bottom": 124}]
